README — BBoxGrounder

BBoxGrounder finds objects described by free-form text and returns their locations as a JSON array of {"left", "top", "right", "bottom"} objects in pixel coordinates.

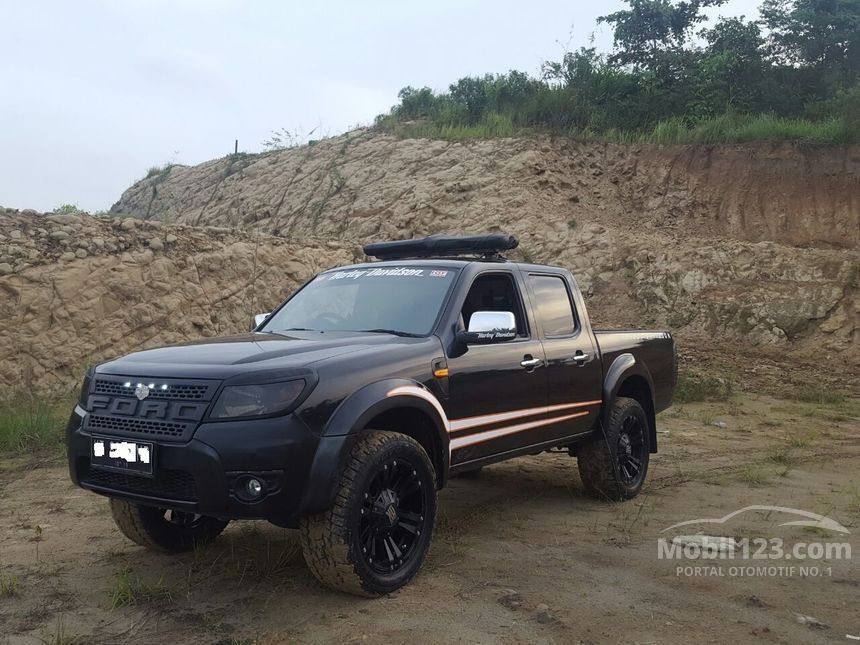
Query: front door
[
  {"left": 525, "top": 272, "right": 603, "bottom": 441},
  {"left": 445, "top": 271, "right": 547, "bottom": 465}
]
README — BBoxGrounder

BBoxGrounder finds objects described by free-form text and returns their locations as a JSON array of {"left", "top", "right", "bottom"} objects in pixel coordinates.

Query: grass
[
  {"left": 768, "top": 447, "right": 798, "bottom": 477},
  {"left": 186, "top": 524, "right": 302, "bottom": 587},
  {"left": 144, "top": 163, "right": 176, "bottom": 181},
  {"left": 597, "top": 114, "right": 850, "bottom": 145},
  {"left": 1, "top": 572, "right": 19, "bottom": 597},
  {"left": 738, "top": 463, "right": 772, "bottom": 486},
  {"left": 380, "top": 112, "right": 855, "bottom": 145},
  {"left": 381, "top": 112, "right": 520, "bottom": 141},
  {"left": 785, "top": 431, "right": 818, "bottom": 449},
  {"left": 110, "top": 567, "right": 172, "bottom": 608},
  {"left": 789, "top": 386, "right": 847, "bottom": 406},
  {"left": 674, "top": 371, "right": 734, "bottom": 404},
  {"left": 695, "top": 409, "right": 717, "bottom": 426},
  {"left": 802, "top": 525, "right": 833, "bottom": 538},
  {"left": 0, "top": 392, "right": 76, "bottom": 456},
  {"left": 39, "top": 619, "right": 82, "bottom": 645}
]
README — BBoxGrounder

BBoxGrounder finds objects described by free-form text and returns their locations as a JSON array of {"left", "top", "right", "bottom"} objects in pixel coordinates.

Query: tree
[
  {"left": 694, "top": 17, "right": 766, "bottom": 114},
  {"left": 598, "top": 0, "right": 727, "bottom": 71},
  {"left": 760, "top": 0, "right": 860, "bottom": 86}
]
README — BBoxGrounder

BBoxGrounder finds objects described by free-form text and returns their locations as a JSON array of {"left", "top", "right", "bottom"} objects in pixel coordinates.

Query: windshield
[{"left": 261, "top": 266, "right": 459, "bottom": 336}]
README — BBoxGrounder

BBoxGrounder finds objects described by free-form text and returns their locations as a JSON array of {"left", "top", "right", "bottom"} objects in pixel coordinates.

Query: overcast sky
[{"left": 0, "top": 0, "right": 759, "bottom": 212}]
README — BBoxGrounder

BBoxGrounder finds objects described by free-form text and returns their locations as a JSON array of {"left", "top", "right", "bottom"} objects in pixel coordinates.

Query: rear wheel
[
  {"left": 109, "top": 499, "right": 229, "bottom": 553},
  {"left": 577, "top": 397, "right": 650, "bottom": 500},
  {"left": 300, "top": 431, "right": 436, "bottom": 596}
]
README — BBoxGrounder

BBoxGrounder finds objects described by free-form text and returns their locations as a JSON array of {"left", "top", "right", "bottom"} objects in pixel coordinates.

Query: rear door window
[{"left": 529, "top": 275, "right": 576, "bottom": 337}]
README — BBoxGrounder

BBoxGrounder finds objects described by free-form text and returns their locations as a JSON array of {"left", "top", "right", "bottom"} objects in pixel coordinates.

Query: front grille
[
  {"left": 84, "top": 376, "right": 218, "bottom": 442},
  {"left": 94, "top": 379, "right": 212, "bottom": 401},
  {"left": 86, "top": 414, "right": 190, "bottom": 439},
  {"left": 80, "top": 461, "right": 197, "bottom": 501}
]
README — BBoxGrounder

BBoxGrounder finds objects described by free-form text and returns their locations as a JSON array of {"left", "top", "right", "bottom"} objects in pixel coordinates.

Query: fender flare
[
  {"left": 601, "top": 353, "right": 658, "bottom": 453},
  {"left": 299, "top": 379, "right": 451, "bottom": 515}
]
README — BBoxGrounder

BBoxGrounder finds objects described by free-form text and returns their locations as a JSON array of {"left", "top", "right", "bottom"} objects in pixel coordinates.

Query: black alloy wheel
[
  {"left": 300, "top": 431, "right": 437, "bottom": 596},
  {"left": 358, "top": 457, "right": 429, "bottom": 575},
  {"left": 578, "top": 396, "right": 651, "bottom": 500},
  {"left": 616, "top": 414, "right": 647, "bottom": 487}
]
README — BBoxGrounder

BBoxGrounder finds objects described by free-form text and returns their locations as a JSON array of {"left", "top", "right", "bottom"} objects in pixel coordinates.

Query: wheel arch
[
  {"left": 602, "top": 354, "right": 657, "bottom": 453},
  {"left": 300, "top": 379, "right": 450, "bottom": 517}
]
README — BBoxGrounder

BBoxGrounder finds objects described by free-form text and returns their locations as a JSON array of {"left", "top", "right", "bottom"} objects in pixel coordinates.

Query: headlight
[{"left": 209, "top": 380, "right": 306, "bottom": 420}]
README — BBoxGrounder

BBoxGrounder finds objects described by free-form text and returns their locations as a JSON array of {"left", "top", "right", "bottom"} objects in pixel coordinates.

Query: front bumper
[{"left": 67, "top": 405, "right": 340, "bottom": 527}]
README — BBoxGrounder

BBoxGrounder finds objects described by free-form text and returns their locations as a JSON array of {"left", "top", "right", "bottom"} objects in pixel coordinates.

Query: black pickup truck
[{"left": 67, "top": 235, "right": 676, "bottom": 596}]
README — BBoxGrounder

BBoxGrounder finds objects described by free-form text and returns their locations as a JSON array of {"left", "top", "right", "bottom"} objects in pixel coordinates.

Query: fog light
[{"left": 245, "top": 477, "right": 264, "bottom": 499}]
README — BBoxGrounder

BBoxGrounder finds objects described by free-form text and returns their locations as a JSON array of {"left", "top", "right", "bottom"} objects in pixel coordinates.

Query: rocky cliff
[
  {"left": 2, "top": 132, "right": 858, "bottom": 394},
  {"left": 0, "top": 209, "right": 356, "bottom": 390},
  {"left": 111, "top": 132, "right": 859, "bottom": 386}
]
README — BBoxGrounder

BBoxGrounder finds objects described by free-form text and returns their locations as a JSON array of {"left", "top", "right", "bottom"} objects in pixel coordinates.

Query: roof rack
[{"left": 363, "top": 234, "right": 518, "bottom": 261}]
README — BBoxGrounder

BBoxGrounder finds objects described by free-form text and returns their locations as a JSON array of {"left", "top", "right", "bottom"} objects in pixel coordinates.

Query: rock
[
  {"left": 165, "top": 233, "right": 178, "bottom": 244},
  {"left": 498, "top": 590, "right": 523, "bottom": 610},
  {"left": 535, "top": 611, "right": 559, "bottom": 625},
  {"left": 0, "top": 262, "right": 13, "bottom": 275},
  {"left": 59, "top": 251, "right": 76, "bottom": 262},
  {"left": 49, "top": 230, "right": 69, "bottom": 241},
  {"left": 149, "top": 238, "right": 164, "bottom": 251},
  {"left": 712, "top": 421, "right": 728, "bottom": 428},
  {"left": 48, "top": 214, "right": 81, "bottom": 226},
  {"left": 92, "top": 237, "right": 105, "bottom": 249},
  {"left": 120, "top": 218, "right": 137, "bottom": 231},
  {"left": 75, "top": 248, "right": 88, "bottom": 259},
  {"left": 9, "top": 229, "right": 23, "bottom": 239},
  {"left": 794, "top": 614, "right": 829, "bottom": 630},
  {"left": 21, "top": 208, "right": 37, "bottom": 216},
  {"left": 671, "top": 535, "right": 737, "bottom": 554}
]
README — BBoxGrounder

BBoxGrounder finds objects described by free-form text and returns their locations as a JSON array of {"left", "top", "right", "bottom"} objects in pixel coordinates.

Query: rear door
[
  {"left": 444, "top": 269, "right": 547, "bottom": 465},
  {"left": 524, "top": 272, "right": 602, "bottom": 441}
]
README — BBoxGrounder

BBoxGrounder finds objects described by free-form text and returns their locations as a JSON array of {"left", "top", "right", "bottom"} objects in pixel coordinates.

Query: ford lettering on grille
[
  {"left": 87, "top": 396, "right": 207, "bottom": 422},
  {"left": 83, "top": 377, "right": 218, "bottom": 442}
]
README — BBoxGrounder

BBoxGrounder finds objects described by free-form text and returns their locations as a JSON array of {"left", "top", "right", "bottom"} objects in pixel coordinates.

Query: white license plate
[{"left": 91, "top": 437, "right": 154, "bottom": 476}]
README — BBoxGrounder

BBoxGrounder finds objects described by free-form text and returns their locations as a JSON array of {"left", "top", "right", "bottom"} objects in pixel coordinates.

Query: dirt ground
[{"left": 1, "top": 393, "right": 858, "bottom": 645}]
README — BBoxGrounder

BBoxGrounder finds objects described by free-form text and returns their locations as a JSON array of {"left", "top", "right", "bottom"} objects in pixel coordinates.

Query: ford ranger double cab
[{"left": 67, "top": 234, "right": 676, "bottom": 596}]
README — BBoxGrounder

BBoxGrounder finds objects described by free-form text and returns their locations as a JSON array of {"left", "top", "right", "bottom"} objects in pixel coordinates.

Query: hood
[{"left": 96, "top": 331, "right": 420, "bottom": 379}]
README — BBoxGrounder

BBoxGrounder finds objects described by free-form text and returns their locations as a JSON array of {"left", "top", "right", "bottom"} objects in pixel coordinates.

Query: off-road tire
[
  {"left": 300, "top": 431, "right": 437, "bottom": 596},
  {"left": 578, "top": 397, "right": 650, "bottom": 500},
  {"left": 109, "top": 499, "right": 229, "bottom": 553}
]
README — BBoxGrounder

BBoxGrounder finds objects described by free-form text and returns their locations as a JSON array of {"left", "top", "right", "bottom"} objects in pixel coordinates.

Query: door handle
[
  {"left": 520, "top": 357, "right": 542, "bottom": 369},
  {"left": 573, "top": 352, "right": 591, "bottom": 365}
]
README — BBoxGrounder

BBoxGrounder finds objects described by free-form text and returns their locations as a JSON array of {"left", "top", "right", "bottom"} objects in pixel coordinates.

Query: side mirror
[
  {"left": 253, "top": 313, "right": 271, "bottom": 330},
  {"left": 457, "top": 311, "right": 517, "bottom": 345}
]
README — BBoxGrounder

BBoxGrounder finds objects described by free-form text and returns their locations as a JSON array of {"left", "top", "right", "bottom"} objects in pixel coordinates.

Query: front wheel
[
  {"left": 109, "top": 499, "right": 229, "bottom": 552},
  {"left": 300, "top": 431, "right": 437, "bottom": 596},
  {"left": 577, "top": 397, "right": 650, "bottom": 500}
]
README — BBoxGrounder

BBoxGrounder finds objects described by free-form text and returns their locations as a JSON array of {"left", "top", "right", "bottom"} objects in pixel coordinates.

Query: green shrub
[
  {"left": 788, "top": 386, "right": 846, "bottom": 406},
  {"left": 674, "top": 372, "right": 734, "bottom": 403},
  {"left": 0, "top": 393, "right": 76, "bottom": 455}
]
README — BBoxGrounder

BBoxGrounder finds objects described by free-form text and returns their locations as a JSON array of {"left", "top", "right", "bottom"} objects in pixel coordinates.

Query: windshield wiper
[
  {"left": 258, "top": 327, "right": 316, "bottom": 335},
  {"left": 356, "top": 328, "right": 423, "bottom": 338}
]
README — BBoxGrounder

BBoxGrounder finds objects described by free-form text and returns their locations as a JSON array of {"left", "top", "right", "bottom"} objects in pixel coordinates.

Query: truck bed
[{"left": 594, "top": 329, "right": 676, "bottom": 413}]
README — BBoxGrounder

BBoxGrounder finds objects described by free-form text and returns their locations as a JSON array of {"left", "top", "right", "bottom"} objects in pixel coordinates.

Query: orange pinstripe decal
[
  {"left": 450, "top": 399, "right": 601, "bottom": 432},
  {"left": 450, "top": 411, "right": 591, "bottom": 450}
]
